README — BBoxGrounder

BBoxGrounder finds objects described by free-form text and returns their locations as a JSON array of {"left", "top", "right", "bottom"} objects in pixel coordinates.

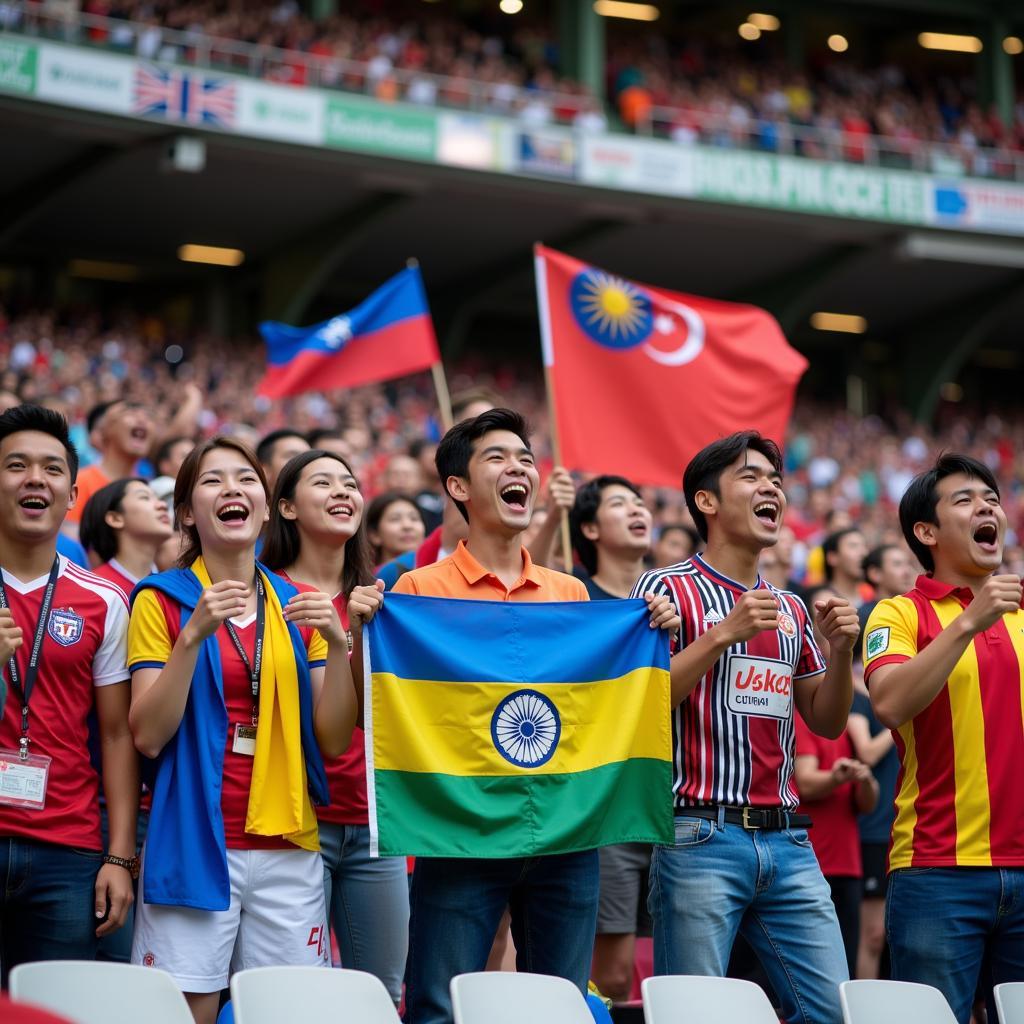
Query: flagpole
[
  {"left": 407, "top": 257, "right": 454, "bottom": 431},
  {"left": 534, "top": 244, "right": 573, "bottom": 574}
]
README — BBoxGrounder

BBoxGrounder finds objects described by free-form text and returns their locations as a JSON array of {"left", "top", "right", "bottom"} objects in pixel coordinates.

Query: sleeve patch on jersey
[{"left": 866, "top": 627, "right": 890, "bottom": 659}]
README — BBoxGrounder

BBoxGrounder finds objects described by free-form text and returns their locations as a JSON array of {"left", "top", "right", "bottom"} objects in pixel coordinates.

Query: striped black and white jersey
[{"left": 632, "top": 554, "right": 825, "bottom": 811}]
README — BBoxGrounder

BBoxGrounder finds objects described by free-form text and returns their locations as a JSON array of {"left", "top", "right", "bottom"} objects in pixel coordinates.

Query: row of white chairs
[{"left": 9, "top": 960, "right": 1024, "bottom": 1024}]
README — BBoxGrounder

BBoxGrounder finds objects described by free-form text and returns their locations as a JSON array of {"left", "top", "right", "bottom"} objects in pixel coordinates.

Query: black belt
[{"left": 680, "top": 805, "right": 812, "bottom": 831}]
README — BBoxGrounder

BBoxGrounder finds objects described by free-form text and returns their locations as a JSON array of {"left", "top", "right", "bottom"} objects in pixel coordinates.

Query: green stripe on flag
[{"left": 372, "top": 758, "right": 673, "bottom": 858}]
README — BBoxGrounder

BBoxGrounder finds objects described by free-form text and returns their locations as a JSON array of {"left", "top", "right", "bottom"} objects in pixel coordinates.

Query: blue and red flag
[
  {"left": 257, "top": 266, "right": 441, "bottom": 399},
  {"left": 134, "top": 65, "right": 236, "bottom": 128},
  {"left": 534, "top": 245, "right": 808, "bottom": 487}
]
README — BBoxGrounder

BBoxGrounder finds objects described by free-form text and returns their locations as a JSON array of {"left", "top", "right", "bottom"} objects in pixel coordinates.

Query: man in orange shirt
[
  {"left": 349, "top": 408, "right": 676, "bottom": 1024},
  {"left": 865, "top": 454, "right": 1024, "bottom": 1023}
]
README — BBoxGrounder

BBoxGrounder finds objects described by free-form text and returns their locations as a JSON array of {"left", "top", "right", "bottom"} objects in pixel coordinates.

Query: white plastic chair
[
  {"left": 995, "top": 982, "right": 1024, "bottom": 1023},
  {"left": 450, "top": 971, "right": 594, "bottom": 1024},
  {"left": 641, "top": 975, "right": 780, "bottom": 1023},
  {"left": 9, "top": 960, "right": 193, "bottom": 1024},
  {"left": 840, "top": 979, "right": 957, "bottom": 1024},
  {"left": 230, "top": 966, "right": 400, "bottom": 1024}
]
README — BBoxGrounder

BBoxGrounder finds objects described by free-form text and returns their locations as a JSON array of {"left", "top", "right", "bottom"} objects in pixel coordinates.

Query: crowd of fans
[{"left": 8, "top": 0, "right": 1023, "bottom": 176}]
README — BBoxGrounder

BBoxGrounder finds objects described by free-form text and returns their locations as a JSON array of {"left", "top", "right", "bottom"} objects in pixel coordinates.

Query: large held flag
[
  {"left": 534, "top": 244, "right": 808, "bottom": 487},
  {"left": 257, "top": 266, "right": 440, "bottom": 399},
  {"left": 365, "top": 594, "right": 673, "bottom": 858}
]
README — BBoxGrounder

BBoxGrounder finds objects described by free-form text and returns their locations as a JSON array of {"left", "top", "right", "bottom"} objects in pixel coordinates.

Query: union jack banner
[{"left": 133, "top": 65, "right": 237, "bottom": 128}]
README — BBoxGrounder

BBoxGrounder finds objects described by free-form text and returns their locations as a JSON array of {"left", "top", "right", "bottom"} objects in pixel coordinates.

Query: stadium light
[
  {"left": 738, "top": 22, "right": 761, "bottom": 40},
  {"left": 1005, "top": 36, "right": 1023, "bottom": 55},
  {"left": 828, "top": 34, "right": 849, "bottom": 53},
  {"left": 900, "top": 232, "right": 1024, "bottom": 268},
  {"left": 748, "top": 13, "right": 780, "bottom": 31},
  {"left": 593, "top": 1, "right": 660, "bottom": 22},
  {"left": 810, "top": 312, "right": 868, "bottom": 334},
  {"left": 918, "top": 32, "right": 983, "bottom": 54},
  {"left": 68, "top": 259, "right": 139, "bottom": 281},
  {"left": 177, "top": 244, "right": 245, "bottom": 267},
  {"left": 499, "top": 0, "right": 523, "bottom": 12}
]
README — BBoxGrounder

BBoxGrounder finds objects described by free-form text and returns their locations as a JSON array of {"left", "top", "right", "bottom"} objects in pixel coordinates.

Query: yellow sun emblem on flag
[{"left": 571, "top": 270, "right": 653, "bottom": 350}]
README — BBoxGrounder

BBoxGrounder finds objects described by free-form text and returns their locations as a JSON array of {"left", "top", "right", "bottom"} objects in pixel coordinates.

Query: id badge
[
  {"left": 232, "top": 724, "right": 257, "bottom": 757},
  {"left": 0, "top": 748, "right": 51, "bottom": 809}
]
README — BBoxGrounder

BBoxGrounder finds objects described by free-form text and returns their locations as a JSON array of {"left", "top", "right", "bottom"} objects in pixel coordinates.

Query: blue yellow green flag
[{"left": 364, "top": 593, "right": 674, "bottom": 858}]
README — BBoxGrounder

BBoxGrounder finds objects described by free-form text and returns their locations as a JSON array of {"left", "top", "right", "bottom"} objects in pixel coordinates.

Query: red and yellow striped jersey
[{"left": 863, "top": 574, "right": 1024, "bottom": 871}]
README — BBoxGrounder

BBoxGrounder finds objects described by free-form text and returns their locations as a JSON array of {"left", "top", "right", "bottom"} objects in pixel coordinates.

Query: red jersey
[
  {"left": 0, "top": 556, "right": 129, "bottom": 850},
  {"left": 281, "top": 577, "right": 368, "bottom": 825},
  {"left": 795, "top": 720, "right": 862, "bottom": 877},
  {"left": 93, "top": 559, "right": 146, "bottom": 598},
  {"left": 633, "top": 554, "right": 826, "bottom": 811},
  {"left": 129, "top": 588, "right": 327, "bottom": 848}
]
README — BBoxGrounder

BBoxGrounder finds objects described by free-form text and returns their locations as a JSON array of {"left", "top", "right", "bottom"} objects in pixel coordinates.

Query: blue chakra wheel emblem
[{"left": 491, "top": 689, "right": 561, "bottom": 768}]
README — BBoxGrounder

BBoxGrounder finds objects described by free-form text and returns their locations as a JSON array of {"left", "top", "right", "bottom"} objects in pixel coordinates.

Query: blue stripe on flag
[{"left": 368, "top": 593, "right": 669, "bottom": 684}]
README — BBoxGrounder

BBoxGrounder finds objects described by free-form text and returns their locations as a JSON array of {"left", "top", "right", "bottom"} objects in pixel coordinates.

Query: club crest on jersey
[
  {"left": 866, "top": 627, "right": 890, "bottom": 659},
  {"left": 778, "top": 612, "right": 797, "bottom": 637},
  {"left": 703, "top": 609, "right": 724, "bottom": 630},
  {"left": 48, "top": 607, "right": 84, "bottom": 647}
]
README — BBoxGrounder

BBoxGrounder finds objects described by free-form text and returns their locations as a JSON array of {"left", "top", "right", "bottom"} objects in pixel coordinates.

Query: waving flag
[
  {"left": 535, "top": 245, "right": 808, "bottom": 487},
  {"left": 364, "top": 594, "right": 673, "bottom": 858},
  {"left": 257, "top": 266, "right": 440, "bottom": 399}
]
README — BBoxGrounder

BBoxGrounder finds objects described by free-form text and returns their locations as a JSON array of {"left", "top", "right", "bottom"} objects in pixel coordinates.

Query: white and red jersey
[
  {"left": 632, "top": 554, "right": 825, "bottom": 811},
  {"left": 0, "top": 555, "right": 130, "bottom": 849},
  {"left": 92, "top": 559, "right": 143, "bottom": 599}
]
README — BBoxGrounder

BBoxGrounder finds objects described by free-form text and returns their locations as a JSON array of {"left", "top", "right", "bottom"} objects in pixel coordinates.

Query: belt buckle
[{"left": 741, "top": 807, "right": 761, "bottom": 830}]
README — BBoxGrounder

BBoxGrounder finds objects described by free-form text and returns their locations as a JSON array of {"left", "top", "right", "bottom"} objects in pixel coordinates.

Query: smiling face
[
  {"left": 0, "top": 430, "right": 77, "bottom": 544},
  {"left": 447, "top": 429, "right": 539, "bottom": 536},
  {"left": 369, "top": 497, "right": 425, "bottom": 561},
  {"left": 582, "top": 484, "right": 652, "bottom": 561},
  {"left": 697, "top": 447, "right": 786, "bottom": 551},
  {"left": 915, "top": 471, "right": 1005, "bottom": 578},
  {"left": 108, "top": 480, "right": 174, "bottom": 545},
  {"left": 282, "top": 456, "right": 364, "bottom": 545},
  {"left": 183, "top": 448, "right": 268, "bottom": 554}
]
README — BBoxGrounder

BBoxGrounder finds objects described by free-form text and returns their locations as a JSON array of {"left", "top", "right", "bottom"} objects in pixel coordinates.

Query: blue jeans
[
  {"left": 887, "top": 867, "right": 1024, "bottom": 1024},
  {"left": 649, "top": 815, "right": 848, "bottom": 1024},
  {"left": 0, "top": 837, "right": 103, "bottom": 985},
  {"left": 319, "top": 822, "right": 409, "bottom": 1003},
  {"left": 405, "top": 850, "right": 600, "bottom": 1024}
]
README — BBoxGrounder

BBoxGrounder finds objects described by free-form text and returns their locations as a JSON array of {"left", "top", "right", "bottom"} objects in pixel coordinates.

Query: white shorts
[{"left": 131, "top": 847, "right": 329, "bottom": 992}]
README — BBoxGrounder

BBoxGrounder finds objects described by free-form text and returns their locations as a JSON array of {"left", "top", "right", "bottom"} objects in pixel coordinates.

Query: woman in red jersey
[{"left": 262, "top": 449, "right": 409, "bottom": 1005}]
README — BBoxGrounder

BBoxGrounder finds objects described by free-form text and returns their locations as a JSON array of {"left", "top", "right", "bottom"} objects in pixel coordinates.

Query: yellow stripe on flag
[{"left": 372, "top": 667, "right": 671, "bottom": 777}]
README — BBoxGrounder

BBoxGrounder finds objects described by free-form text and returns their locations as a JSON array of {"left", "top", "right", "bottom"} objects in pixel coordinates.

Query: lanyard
[
  {"left": 223, "top": 573, "right": 265, "bottom": 726},
  {"left": 0, "top": 557, "right": 60, "bottom": 757}
]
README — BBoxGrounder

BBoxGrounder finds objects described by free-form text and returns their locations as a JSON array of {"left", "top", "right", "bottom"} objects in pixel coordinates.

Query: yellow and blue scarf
[{"left": 132, "top": 558, "right": 328, "bottom": 910}]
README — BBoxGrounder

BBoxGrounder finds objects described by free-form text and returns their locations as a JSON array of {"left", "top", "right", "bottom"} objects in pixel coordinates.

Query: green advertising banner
[
  {"left": 323, "top": 95, "right": 437, "bottom": 160},
  {"left": 0, "top": 40, "right": 37, "bottom": 95}
]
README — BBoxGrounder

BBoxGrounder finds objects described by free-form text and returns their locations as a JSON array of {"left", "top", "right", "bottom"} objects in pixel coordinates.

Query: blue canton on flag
[{"left": 133, "top": 65, "right": 237, "bottom": 128}]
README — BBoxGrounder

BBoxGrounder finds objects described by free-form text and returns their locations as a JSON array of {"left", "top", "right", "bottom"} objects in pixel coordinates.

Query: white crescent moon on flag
[{"left": 643, "top": 300, "right": 705, "bottom": 366}]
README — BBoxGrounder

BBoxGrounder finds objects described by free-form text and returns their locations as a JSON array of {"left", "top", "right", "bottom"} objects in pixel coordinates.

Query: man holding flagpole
[{"left": 348, "top": 408, "right": 678, "bottom": 1024}]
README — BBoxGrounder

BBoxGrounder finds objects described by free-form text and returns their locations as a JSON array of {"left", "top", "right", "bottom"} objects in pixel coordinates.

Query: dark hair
[
  {"left": 306, "top": 428, "right": 344, "bottom": 448},
  {"left": 862, "top": 544, "right": 897, "bottom": 584},
  {"left": 365, "top": 491, "right": 425, "bottom": 564},
  {"left": 261, "top": 450, "right": 373, "bottom": 596},
  {"left": 80, "top": 477, "right": 147, "bottom": 562},
  {"left": 822, "top": 527, "right": 863, "bottom": 582},
  {"left": 682, "top": 431, "right": 782, "bottom": 542},
  {"left": 86, "top": 400, "right": 119, "bottom": 435},
  {"left": 0, "top": 403, "right": 79, "bottom": 483},
  {"left": 451, "top": 386, "right": 499, "bottom": 422},
  {"left": 659, "top": 523, "right": 702, "bottom": 556},
  {"left": 153, "top": 435, "right": 192, "bottom": 475},
  {"left": 435, "top": 408, "right": 531, "bottom": 523},
  {"left": 256, "top": 429, "right": 309, "bottom": 466},
  {"left": 899, "top": 453, "right": 1000, "bottom": 573},
  {"left": 174, "top": 437, "right": 268, "bottom": 567},
  {"left": 570, "top": 475, "right": 642, "bottom": 576}
]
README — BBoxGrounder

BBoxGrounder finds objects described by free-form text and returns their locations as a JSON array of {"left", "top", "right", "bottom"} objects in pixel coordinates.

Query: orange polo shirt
[{"left": 392, "top": 540, "right": 588, "bottom": 603}]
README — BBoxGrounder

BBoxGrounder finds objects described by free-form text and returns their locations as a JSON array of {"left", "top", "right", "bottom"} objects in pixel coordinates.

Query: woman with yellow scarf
[{"left": 125, "top": 437, "right": 357, "bottom": 1024}]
